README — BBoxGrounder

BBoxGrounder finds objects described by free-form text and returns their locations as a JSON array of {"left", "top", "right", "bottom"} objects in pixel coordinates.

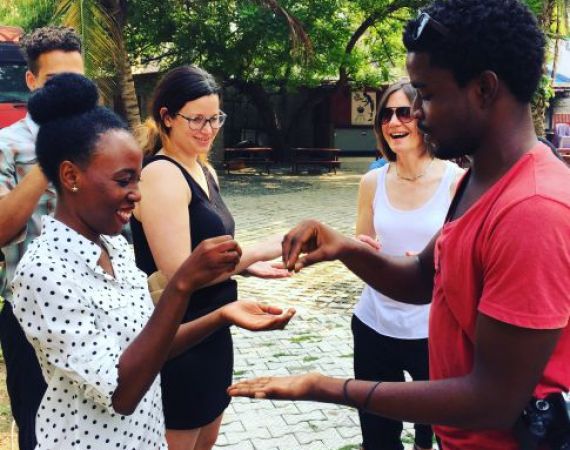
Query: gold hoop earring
[{"left": 71, "top": 185, "right": 79, "bottom": 193}]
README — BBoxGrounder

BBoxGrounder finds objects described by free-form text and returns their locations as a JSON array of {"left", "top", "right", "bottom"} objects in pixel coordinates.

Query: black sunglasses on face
[{"left": 380, "top": 107, "right": 413, "bottom": 125}]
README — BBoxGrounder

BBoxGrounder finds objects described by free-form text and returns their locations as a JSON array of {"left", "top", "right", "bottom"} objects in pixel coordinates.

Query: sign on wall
[{"left": 351, "top": 90, "right": 376, "bottom": 126}]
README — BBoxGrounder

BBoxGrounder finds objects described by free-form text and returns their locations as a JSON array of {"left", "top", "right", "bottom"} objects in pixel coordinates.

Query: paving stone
[
  {"left": 214, "top": 158, "right": 422, "bottom": 450},
  {"left": 250, "top": 434, "right": 302, "bottom": 450}
]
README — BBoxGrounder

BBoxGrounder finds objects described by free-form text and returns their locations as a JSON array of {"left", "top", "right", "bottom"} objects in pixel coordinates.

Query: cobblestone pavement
[{"left": 215, "top": 158, "right": 419, "bottom": 450}]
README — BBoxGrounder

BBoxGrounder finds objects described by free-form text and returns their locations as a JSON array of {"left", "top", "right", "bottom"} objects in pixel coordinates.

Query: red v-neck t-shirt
[{"left": 430, "top": 144, "right": 570, "bottom": 449}]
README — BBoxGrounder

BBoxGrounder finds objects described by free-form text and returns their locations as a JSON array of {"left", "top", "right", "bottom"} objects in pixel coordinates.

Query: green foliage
[
  {"left": 523, "top": 0, "right": 544, "bottom": 15},
  {"left": 1, "top": 0, "right": 122, "bottom": 104},
  {"left": 0, "top": 0, "right": 56, "bottom": 31},
  {"left": 126, "top": 0, "right": 419, "bottom": 89},
  {"left": 56, "top": 1, "right": 121, "bottom": 86},
  {"left": 533, "top": 73, "right": 555, "bottom": 109}
]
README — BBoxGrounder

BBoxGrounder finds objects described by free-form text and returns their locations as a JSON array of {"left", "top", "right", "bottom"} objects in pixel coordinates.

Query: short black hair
[
  {"left": 403, "top": 0, "right": 545, "bottom": 103},
  {"left": 20, "top": 26, "right": 81, "bottom": 75},
  {"left": 28, "top": 73, "right": 127, "bottom": 191}
]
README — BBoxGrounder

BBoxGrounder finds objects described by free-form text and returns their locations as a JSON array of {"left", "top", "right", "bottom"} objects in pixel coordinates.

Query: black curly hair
[
  {"left": 20, "top": 26, "right": 81, "bottom": 75},
  {"left": 403, "top": 0, "right": 545, "bottom": 103},
  {"left": 28, "top": 73, "right": 127, "bottom": 191}
]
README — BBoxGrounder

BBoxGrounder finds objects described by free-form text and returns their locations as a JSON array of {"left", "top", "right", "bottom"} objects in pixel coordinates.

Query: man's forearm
[
  {"left": 0, "top": 165, "right": 49, "bottom": 246},
  {"left": 312, "top": 374, "right": 513, "bottom": 430},
  {"left": 339, "top": 237, "right": 434, "bottom": 303}
]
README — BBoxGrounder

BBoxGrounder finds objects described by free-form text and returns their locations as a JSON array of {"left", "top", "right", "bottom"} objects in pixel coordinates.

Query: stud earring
[{"left": 71, "top": 185, "right": 79, "bottom": 192}]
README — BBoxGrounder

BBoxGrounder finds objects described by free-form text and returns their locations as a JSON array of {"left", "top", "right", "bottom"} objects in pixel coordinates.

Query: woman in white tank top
[{"left": 353, "top": 80, "right": 463, "bottom": 450}]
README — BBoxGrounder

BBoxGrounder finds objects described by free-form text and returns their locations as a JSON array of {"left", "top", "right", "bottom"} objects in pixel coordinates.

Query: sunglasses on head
[
  {"left": 413, "top": 12, "right": 451, "bottom": 41},
  {"left": 379, "top": 107, "right": 413, "bottom": 125}
]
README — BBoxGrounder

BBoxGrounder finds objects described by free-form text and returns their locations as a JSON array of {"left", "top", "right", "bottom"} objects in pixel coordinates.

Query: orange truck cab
[{"left": 0, "top": 25, "right": 28, "bottom": 129}]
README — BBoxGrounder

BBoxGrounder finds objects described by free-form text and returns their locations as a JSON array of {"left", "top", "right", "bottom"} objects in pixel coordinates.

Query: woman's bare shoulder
[{"left": 142, "top": 158, "right": 188, "bottom": 186}]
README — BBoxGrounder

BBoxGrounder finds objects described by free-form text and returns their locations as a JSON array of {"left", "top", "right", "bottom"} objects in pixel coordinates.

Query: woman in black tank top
[{"left": 131, "top": 66, "right": 291, "bottom": 450}]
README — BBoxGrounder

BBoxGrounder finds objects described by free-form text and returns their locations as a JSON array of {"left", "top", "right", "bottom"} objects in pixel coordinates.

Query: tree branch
[{"left": 338, "top": 0, "right": 429, "bottom": 86}]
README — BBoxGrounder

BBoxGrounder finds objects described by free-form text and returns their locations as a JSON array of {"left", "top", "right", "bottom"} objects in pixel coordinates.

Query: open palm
[{"left": 222, "top": 301, "right": 295, "bottom": 331}]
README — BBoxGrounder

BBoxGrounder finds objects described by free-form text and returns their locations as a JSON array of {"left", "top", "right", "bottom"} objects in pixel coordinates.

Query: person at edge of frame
[
  {"left": 228, "top": 1, "right": 570, "bottom": 449},
  {"left": 0, "top": 26, "right": 84, "bottom": 450}
]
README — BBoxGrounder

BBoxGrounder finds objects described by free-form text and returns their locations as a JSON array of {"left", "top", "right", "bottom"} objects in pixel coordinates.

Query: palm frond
[{"left": 54, "top": 0, "right": 122, "bottom": 104}]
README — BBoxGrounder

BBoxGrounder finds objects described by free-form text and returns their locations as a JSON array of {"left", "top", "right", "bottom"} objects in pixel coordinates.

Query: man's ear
[
  {"left": 475, "top": 71, "right": 499, "bottom": 109},
  {"left": 25, "top": 70, "right": 37, "bottom": 91},
  {"left": 59, "top": 161, "right": 81, "bottom": 193}
]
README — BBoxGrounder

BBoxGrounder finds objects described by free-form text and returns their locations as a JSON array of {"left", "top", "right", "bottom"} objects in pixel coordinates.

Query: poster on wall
[{"left": 351, "top": 90, "right": 376, "bottom": 126}]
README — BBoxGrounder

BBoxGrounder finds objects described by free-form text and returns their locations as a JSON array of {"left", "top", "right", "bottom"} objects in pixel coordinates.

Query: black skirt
[{"left": 161, "top": 326, "right": 233, "bottom": 429}]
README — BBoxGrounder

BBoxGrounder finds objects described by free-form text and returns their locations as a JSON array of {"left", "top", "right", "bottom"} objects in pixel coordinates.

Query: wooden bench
[
  {"left": 223, "top": 147, "right": 274, "bottom": 174},
  {"left": 292, "top": 148, "right": 341, "bottom": 174}
]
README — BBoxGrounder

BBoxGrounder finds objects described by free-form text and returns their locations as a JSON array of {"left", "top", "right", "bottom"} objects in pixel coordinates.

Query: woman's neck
[
  {"left": 53, "top": 203, "right": 102, "bottom": 247},
  {"left": 394, "top": 148, "right": 433, "bottom": 180}
]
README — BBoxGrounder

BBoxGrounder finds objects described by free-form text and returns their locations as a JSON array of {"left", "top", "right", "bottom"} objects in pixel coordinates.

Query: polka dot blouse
[{"left": 12, "top": 216, "right": 167, "bottom": 449}]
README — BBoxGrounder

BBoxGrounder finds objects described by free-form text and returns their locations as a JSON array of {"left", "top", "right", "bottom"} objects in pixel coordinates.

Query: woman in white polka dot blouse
[{"left": 10, "top": 73, "right": 295, "bottom": 450}]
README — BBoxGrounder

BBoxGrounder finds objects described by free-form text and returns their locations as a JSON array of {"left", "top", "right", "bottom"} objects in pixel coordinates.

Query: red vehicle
[{"left": 0, "top": 26, "right": 28, "bottom": 129}]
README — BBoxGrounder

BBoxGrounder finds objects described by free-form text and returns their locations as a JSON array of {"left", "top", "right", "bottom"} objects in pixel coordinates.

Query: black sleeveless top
[{"left": 131, "top": 155, "right": 237, "bottom": 323}]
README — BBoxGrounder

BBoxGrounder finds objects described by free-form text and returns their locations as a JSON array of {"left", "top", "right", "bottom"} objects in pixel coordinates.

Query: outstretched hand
[
  {"left": 245, "top": 261, "right": 292, "bottom": 279},
  {"left": 175, "top": 235, "right": 242, "bottom": 293},
  {"left": 221, "top": 300, "right": 296, "bottom": 331},
  {"left": 356, "top": 234, "right": 381, "bottom": 251},
  {"left": 228, "top": 373, "right": 321, "bottom": 400},
  {"left": 281, "top": 220, "right": 348, "bottom": 272}
]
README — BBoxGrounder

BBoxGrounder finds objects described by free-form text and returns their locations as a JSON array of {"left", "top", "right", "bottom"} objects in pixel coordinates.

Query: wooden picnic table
[
  {"left": 292, "top": 148, "right": 341, "bottom": 174},
  {"left": 223, "top": 147, "right": 274, "bottom": 174}
]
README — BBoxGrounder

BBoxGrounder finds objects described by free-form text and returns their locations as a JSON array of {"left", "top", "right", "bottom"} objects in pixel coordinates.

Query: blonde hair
[{"left": 135, "top": 118, "right": 162, "bottom": 157}]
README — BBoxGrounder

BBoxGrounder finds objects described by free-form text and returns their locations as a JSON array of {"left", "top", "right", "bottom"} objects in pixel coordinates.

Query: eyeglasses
[
  {"left": 176, "top": 111, "right": 227, "bottom": 130},
  {"left": 379, "top": 107, "right": 413, "bottom": 125},
  {"left": 413, "top": 12, "right": 451, "bottom": 41}
]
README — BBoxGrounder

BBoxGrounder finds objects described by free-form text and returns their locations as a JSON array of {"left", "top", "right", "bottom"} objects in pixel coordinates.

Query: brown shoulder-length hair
[
  {"left": 374, "top": 79, "right": 430, "bottom": 162},
  {"left": 137, "top": 65, "right": 221, "bottom": 159}
]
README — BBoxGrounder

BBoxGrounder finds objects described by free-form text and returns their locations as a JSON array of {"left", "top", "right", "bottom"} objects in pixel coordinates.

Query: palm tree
[
  {"left": 4, "top": 0, "right": 310, "bottom": 131},
  {"left": 530, "top": 0, "right": 569, "bottom": 136}
]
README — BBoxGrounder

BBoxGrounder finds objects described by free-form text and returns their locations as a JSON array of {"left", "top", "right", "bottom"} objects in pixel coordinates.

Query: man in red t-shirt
[{"left": 227, "top": 0, "right": 570, "bottom": 449}]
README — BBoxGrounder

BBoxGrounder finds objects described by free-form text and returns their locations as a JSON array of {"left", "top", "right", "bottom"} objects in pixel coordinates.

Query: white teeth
[
  {"left": 117, "top": 211, "right": 132, "bottom": 222},
  {"left": 391, "top": 133, "right": 408, "bottom": 139}
]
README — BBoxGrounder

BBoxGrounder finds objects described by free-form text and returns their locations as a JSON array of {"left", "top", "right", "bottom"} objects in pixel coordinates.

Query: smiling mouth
[
  {"left": 194, "top": 136, "right": 211, "bottom": 145},
  {"left": 116, "top": 208, "right": 133, "bottom": 224},
  {"left": 390, "top": 132, "right": 410, "bottom": 140}
]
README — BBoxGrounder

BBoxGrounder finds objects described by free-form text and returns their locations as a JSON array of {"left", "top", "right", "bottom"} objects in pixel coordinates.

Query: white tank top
[{"left": 354, "top": 160, "right": 458, "bottom": 339}]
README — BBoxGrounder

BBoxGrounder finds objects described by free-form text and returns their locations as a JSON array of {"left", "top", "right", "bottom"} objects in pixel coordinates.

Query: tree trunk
[
  {"left": 550, "top": 12, "right": 561, "bottom": 81},
  {"left": 285, "top": 86, "right": 333, "bottom": 145},
  {"left": 532, "top": 96, "right": 547, "bottom": 137},
  {"left": 531, "top": 0, "right": 556, "bottom": 137},
  {"left": 118, "top": 41, "right": 141, "bottom": 130},
  {"left": 104, "top": 0, "right": 141, "bottom": 130},
  {"left": 235, "top": 81, "right": 289, "bottom": 161}
]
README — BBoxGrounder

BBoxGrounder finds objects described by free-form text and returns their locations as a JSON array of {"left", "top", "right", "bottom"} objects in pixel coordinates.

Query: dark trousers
[
  {"left": 0, "top": 302, "right": 46, "bottom": 450},
  {"left": 352, "top": 315, "right": 433, "bottom": 450}
]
